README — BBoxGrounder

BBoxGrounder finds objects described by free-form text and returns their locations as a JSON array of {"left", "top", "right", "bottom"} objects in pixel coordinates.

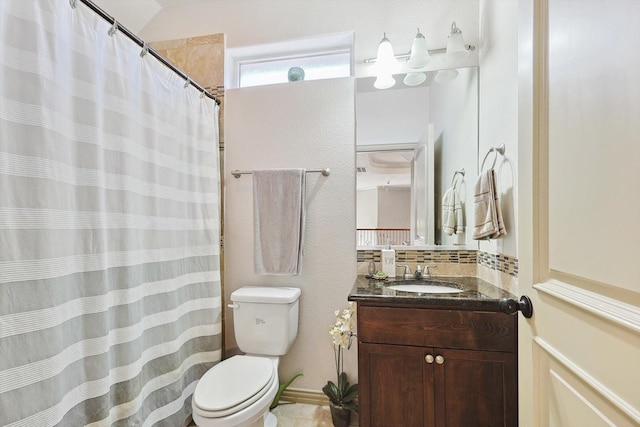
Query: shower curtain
[{"left": 0, "top": 1, "right": 221, "bottom": 426}]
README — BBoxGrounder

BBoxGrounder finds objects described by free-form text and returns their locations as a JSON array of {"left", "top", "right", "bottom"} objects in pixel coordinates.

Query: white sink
[{"left": 388, "top": 282, "right": 464, "bottom": 294}]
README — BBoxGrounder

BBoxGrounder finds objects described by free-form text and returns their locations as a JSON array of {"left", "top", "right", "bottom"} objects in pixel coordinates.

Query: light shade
[
  {"left": 374, "top": 73, "right": 396, "bottom": 89},
  {"left": 445, "top": 22, "right": 470, "bottom": 63},
  {"left": 434, "top": 68, "right": 458, "bottom": 83},
  {"left": 407, "top": 28, "right": 431, "bottom": 69},
  {"left": 403, "top": 72, "right": 427, "bottom": 86},
  {"left": 374, "top": 32, "right": 399, "bottom": 76}
]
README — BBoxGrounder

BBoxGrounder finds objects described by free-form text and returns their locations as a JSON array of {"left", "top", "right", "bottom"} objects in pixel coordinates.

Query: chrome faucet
[
  {"left": 422, "top": 265, "right": 437, "bottom": 279},
  {"left": 396, "top": 264, "right": 437, "bottom": 280},
  {"left": 397, "top": 264, "right": 412, "bottom": 279},
  {"left": 414, "top": 265, "right": 423, "bottom": 279}
]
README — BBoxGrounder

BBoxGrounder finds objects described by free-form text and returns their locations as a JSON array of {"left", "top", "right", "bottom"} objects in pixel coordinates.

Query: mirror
[{"left": 356, "top": 66, "right": 479, "bottom": 248}]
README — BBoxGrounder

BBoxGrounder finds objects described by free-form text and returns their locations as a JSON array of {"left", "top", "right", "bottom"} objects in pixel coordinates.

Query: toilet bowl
[
  {"left": 191, "top": 286, "right": 301, "bottom": 427},
  {"left": 192, "top": 356, "right": 279, "bottom": 427}
]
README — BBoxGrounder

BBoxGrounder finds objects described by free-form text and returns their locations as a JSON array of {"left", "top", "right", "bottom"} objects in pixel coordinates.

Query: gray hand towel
[{"left": 253, "top": 169, "right": 306, "bottom": 275}]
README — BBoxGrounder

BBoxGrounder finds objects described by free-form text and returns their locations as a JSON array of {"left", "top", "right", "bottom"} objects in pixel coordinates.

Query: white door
[{"left": 518, "top": 0, "right": 640, "bottom": 426}]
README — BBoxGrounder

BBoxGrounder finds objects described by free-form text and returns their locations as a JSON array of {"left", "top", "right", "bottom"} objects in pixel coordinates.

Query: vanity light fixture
[
  {"left": 364, "top": 22, "right": 475, "bottom": 89},
  {"left": 373, "top": 32, "right": 399, "bottom": 89}
]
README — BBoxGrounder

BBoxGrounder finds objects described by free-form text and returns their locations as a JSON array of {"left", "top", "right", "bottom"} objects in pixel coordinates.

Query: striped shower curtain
[{"left": 0, "top": 1, "right": 221, "bottom": 426}]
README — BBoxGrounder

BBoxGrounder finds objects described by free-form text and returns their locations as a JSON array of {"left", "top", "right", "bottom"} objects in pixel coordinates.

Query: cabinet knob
[
  {"left": 435, "top": 355, "right": 444, "bottom": 365},
  {"left": 425, "top": 354, "right": 434, "bottom": 364}
]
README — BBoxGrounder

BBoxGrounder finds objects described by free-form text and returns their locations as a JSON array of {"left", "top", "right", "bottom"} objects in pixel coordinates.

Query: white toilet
[{"left": 192, "top": 286, "right": 301, "bottom": 427}]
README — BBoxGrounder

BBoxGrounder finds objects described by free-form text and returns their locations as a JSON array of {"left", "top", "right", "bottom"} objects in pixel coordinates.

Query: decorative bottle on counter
[
  {"left": 368, "top": 259, "right": 376, "bottom": 276},
  {"left": 381, "top": 239, "right": 396, "bottom": 278}
]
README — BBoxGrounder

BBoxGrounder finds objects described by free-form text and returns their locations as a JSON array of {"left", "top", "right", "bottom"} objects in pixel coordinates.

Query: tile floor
[
  {"left": 272, "top": 402, "right": 359, "bottom": 427},
  {"left": 189, "top": 403, "right": 358, "bottom": 426}
]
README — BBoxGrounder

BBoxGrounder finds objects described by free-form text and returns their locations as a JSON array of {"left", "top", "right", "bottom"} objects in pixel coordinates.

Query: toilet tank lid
[{"left": 231, "top": 286, "right": 301, "bottom": 303}]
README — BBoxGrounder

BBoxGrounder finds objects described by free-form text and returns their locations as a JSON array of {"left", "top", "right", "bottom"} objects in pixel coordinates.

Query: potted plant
[{"left": 323, "top": 302, "right": 359, "bottom": 427}]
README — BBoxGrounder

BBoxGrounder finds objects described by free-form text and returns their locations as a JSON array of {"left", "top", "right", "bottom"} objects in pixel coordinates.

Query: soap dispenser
[{"left": 381, "top": 239, "right": 396, "bottom": 278}]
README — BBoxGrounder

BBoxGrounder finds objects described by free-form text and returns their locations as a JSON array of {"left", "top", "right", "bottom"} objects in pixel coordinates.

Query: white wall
[
  {"left": 224, "top": 78, "right": 357, "bottom": 390},
  {"left": 356, "top": 186, "right": 410, "bottom": 229},
  {"left": 356, "top": 85, "right": 431, "bottom": 146},
  {"left": 478, "top": 0, "right": 519, "bottom": 258},
  {"left": 430, "top": 67, "right": 479, "bottom": 246},
  {"left": 356, "top": 188, "right": 378, "bottom": 228},
  {"left": 377, "top": 186, "right": 411, "bottom": 228}
]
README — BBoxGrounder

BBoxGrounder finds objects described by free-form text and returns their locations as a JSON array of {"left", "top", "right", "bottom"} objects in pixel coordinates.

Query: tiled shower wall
[{"left": 150, "top": 34, "right": 225, "bottom": 147}]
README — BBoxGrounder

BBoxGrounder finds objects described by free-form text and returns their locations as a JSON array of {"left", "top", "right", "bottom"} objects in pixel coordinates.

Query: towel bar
[
  {"left": 231, "top": 168, "right": 330, "bottom": 178},
  {"left": 480, "top": 144, "right": 506, "bottom": 172}
]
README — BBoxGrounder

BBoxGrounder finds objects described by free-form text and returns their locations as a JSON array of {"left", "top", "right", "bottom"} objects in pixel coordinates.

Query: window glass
[{"left": 238, "top": 50, "right": 351, "bottom": 88}]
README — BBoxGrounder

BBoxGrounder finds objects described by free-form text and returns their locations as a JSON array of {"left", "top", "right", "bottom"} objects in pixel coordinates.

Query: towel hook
[{"left": 480, "top": 144, "right": 505, "bottom": 172}]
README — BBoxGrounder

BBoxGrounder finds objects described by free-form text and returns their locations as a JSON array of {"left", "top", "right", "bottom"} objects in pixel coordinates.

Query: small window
[
  {"left": 239, "top": 50, "right": 351, "bottom": 88},
  {"left": 226, "top": 32, "right": 354, "bottom": 89}
]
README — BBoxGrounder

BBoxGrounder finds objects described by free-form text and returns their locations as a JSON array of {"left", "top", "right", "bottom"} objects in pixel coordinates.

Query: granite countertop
[{"left": 348, "top": 275, "right": 518, "bottom": 312}]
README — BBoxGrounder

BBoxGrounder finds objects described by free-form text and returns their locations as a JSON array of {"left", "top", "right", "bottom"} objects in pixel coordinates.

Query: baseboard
[{"left": 278, "top": 387, "right": 330, "bottom": 406}]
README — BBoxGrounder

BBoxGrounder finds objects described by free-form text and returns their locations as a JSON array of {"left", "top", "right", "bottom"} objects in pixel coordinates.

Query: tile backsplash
[
  {"left": 478, "top": 251, "right": 519, "bottom": 277},
  {"left": 357, "top": 249, "right": 518, "bottom": 278}
]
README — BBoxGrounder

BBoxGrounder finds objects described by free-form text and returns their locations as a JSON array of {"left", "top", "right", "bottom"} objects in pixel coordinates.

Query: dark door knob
[{"left": 499, "top": 295, "right": 533, "bottom": 318}]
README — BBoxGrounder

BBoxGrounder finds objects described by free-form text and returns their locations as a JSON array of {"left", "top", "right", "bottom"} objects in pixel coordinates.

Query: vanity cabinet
[{"left": 356, "top": 305, "right": 517, "bottom": 427}]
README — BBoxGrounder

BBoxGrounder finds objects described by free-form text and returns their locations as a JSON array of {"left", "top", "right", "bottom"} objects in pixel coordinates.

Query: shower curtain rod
[{"left": 76, "top": 0, "right": 220, "bottom": 105}]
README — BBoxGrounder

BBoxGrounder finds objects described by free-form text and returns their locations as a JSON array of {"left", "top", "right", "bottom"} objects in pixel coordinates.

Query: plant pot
[{"left": 329, "top": 403, "right": 351, "bottom": 427}]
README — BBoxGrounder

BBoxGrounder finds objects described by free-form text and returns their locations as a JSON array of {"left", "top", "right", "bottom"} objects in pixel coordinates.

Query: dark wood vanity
[{"left": 349, "top": 276, "right": 518, "bottom": 427}]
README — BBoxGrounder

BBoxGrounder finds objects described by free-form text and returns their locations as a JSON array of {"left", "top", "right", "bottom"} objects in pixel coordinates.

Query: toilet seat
[{"left": 193, "top": 355, "right": 276, "bottom": 418}]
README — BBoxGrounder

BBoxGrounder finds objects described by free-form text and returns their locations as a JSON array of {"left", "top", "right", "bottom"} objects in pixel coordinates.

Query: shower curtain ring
[
  {"left": 183, "top": 78, "right": 191, "bottom": 89},
  {"left": 199, "top": 90, "right": 206, "bottom": 99},
  {"left": 140, "top": 43, "right": 149, "bottom": 58},
  {"left": 108, "top": 21, "right": 118, "bottom": 36},
  {"left": 69, "top": 0, "right": 77, "bottom": 8}
]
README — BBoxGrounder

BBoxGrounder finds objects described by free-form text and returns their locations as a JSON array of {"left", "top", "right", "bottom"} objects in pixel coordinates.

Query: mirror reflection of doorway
[{"left": 356, "top": 150, "right": 412, "bottom": 246}]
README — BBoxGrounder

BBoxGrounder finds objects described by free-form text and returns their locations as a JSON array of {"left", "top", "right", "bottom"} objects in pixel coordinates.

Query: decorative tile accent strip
[
  {"left": 357, "top": 250, "right": 381, "bottom": 263},
  {"left": 478, "top": 251, "right": 519, "bottom": 277},
  {"left": 357, "top": 249, "right": 477, "bottom": 264},
  {"left": 357, "top": 249, "right": 519, "bottom": 277}
]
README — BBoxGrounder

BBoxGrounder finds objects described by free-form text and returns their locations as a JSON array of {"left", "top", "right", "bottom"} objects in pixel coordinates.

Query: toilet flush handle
[{"left": 227, "top": 303, "right": 239, "bottom": 309}]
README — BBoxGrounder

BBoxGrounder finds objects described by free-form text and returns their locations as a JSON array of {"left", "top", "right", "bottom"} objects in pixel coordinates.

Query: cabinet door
[
  {"left": 359, "top": 342, "right": 435, "bottom": 427},
  {"left": 433, "top": 348, "right": 517, "bottom": 427}
]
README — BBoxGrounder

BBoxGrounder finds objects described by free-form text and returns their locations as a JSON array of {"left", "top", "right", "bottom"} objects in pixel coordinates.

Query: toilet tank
[{"left": 230, "top": 287, "right": 301, "bottom": 356}]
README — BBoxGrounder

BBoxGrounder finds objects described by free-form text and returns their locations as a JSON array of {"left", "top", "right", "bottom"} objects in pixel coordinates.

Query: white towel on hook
[
  {"left": 472, "top": 169, "right": 506, "bottom": 240},
  {"left": 453, "top": 188, "right": 464, "bottom": 234},
  {"left": 442, "top": 187, "right": 464, "bottom": 236},
  {"left": 253, "top": 169, "right": 306, "bottom": 275}
]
